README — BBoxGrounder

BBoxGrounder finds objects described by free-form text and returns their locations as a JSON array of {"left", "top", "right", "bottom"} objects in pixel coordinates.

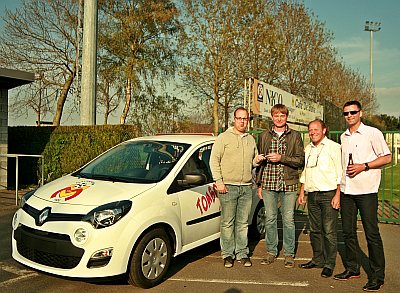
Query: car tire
[
  {"left": 249, "top": 201, "right": 265, "bottom": 239},
  {"left": 127, "top": 228, "right": 172, "bottom": 288}
]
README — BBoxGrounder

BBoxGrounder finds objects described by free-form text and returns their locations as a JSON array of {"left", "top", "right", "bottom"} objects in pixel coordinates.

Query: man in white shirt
[
  {"left": 298, "top": 119, "right": 341, "bottom": 278},
  {"left": 333, "top": 101, "right": 391, "bottom": 292}
]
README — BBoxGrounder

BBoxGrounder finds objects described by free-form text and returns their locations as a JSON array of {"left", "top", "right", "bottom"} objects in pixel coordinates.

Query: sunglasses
[{"left": 343, "top": 110, "right": 360, "bottom": 116}]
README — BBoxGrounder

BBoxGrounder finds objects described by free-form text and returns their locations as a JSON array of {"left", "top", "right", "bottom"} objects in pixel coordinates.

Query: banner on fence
[{"left": 251, "top": 78, "right": 324, "bottom": 127}]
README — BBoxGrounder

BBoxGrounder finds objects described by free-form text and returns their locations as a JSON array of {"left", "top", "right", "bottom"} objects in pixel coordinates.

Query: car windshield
[{"left": 73, "top": 140, "right": 190, "bottom": 183}]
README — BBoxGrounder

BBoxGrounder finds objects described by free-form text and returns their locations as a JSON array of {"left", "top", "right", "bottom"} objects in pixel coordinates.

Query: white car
[{"left": 12, "top": 134, "right": 265, "bottom": 288}]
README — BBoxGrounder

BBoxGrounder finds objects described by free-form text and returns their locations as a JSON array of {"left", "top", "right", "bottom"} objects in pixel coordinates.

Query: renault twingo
[{"left": 12, "top": 134, "right": 265, "bottom": 288}]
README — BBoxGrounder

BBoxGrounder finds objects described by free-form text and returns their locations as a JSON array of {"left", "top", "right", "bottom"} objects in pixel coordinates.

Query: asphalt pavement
[{"left": 1, "top": 189, "right": 399, "bottom": 293}]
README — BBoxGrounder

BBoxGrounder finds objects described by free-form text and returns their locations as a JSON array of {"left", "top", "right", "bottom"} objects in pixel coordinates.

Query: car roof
[{"left": 129, "top": 134, "right": 216, "bottom": 145}]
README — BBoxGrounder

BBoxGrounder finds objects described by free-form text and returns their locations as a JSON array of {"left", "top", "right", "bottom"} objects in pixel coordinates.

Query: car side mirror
[{"left": 178, "top": 174, "right": 206, "bottom": 187}]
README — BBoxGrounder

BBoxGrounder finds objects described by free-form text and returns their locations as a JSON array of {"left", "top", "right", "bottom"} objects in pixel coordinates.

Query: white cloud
[
  {"left": 334, "top": 37, "right": 369, "bottom": 65},
  {"left": 376, "top": 86, "right": 400, "bottom": 117}
]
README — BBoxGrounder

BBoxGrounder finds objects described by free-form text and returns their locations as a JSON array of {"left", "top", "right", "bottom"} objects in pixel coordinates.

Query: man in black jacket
[{"left": 256, "top": 104, "right": 304, "bottom": 268}]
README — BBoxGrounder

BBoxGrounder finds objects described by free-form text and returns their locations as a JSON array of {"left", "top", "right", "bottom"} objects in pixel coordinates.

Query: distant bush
[{"left": 8, "top": 125, "right": 140, "bottom": 188}]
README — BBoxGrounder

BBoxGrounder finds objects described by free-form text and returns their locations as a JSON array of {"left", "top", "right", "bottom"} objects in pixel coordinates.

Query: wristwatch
[{"left": 364, "top": 163, "right": 370, "bottom": 171}]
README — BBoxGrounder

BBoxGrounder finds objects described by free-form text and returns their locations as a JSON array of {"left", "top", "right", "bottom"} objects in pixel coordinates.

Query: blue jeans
[
  {"left": 340, "top": 192, "right": 385, "bottom": 281},
  {"left": 308, "top": 190, "right": 339, "bottom": 269},
  {"left": 219, "top": 185, "right": 252, "bottom": 260},
  {"left": 262, "top": 190, "right": 297, "bottom": 256}
]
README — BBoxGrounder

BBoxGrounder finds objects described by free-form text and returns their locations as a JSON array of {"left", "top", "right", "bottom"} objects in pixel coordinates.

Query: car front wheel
[
  {"left": 128, "top": 228, "right": 172, "bottom": 288},
  {"left": 249, "top": 201, "right": 265, "bottom": 239}
]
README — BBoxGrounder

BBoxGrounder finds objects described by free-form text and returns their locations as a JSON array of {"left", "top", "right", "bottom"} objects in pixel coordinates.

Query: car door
[{"left": 168, "top": 143, "right": 221, "bottom": 247}]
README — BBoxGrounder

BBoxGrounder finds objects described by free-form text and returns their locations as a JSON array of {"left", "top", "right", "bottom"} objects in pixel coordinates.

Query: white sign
[{"left": 252, "top": 79, "right": 324, "bottom": 126}]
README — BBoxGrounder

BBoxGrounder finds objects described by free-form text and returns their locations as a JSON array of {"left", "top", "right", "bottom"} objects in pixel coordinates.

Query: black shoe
[
  {"left": 334, "top": 270, "right": 361, "bottom": 280},
  {"left": 299, "top": 261, "right": 323, "bottom": 269},
  {"left": 363, "top": 280, "right": 384, "bottom": 291},
  {"left": 239, "top": 257, "right": 252, "bottom": 267},
  {"left": 321, "top": 267, "right": 333, "bottom": 278},
  {"left": 223, "top": 256, "right": 234, "bottom": 268}
]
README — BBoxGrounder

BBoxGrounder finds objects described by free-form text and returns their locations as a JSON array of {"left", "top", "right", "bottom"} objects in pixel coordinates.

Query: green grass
[
  {"left": 380, "top": 162, "right": 399, "bottom": 202},
  {"left": 378, "top": 162, "right": 399, "bottom": 222}
]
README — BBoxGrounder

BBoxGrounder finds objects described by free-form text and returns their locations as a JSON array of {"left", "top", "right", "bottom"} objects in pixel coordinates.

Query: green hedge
[{"left": 8, "top": 125, "right": 140, "bottom": 188}]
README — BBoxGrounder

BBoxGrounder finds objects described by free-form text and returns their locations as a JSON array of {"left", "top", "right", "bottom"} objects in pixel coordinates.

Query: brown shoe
[
  {"left": 239, "top": 257, "right": 252, "bottom": 267},
  {"left": 284, "top": 256, "right": 295, "bottom": 268},
  {"left": 261, "top": 253, "right": 275, "bottom": 265},
  {"left": 223, "top": 256, "right": 234, "bottom": 268}
]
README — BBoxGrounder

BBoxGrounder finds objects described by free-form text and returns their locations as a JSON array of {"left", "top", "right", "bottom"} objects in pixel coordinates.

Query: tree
[
  {"left": 375, "top": 114, "right": 400, "bottom": 130},
  {"left": 179, "top": 0, "right": 251, "bottom": 134},
  {"left": 272, "top": 1, "right": 376, "bottom": 117},
  {"left": 98, "top": 0, "right": 180, "bottom": 125},
  {"left": 275, "top": 2, "right": 334, "bottom": 98},
  {"left": 128, "top": 93, "right": 186, "bottom": 135},
  {"left": 234, "top": 0, "right": 282, "bottom": 85},
  {"left": 96, "top": 61, "right": 123, "bottom": 125},
  {"left": 8, "top": 71, "right": 54, "bottom": 126},
  {"left": 0, "top": 0, "right": 82, "bottom": 126}
]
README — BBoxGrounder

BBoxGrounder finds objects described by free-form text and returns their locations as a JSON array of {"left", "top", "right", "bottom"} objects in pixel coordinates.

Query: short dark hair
[
  {"left": 271, "top": 104, "right": 289, "bottom": 116},
  {"left": 308, "top": 119, "right": 328, "bottom": 136},
  {"left": 234, "top": 107, "right": 249, "bottom": 118},
  {"left": 343, "top": 100, "right": 362, "bottom": 110}
]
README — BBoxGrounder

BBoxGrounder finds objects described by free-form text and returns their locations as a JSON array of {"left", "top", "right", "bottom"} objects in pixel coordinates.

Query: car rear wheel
[
  {"left": 127, "top": 228, "right": 172, "bottom": 288},
  {"left": 249, "top": 201, "right": 265, "bottom": 239}
]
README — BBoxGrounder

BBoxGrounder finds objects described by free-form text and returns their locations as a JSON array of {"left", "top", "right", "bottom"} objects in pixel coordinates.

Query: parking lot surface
[{"left": 1, "top": 189, "right": 399, "bottom": 292}]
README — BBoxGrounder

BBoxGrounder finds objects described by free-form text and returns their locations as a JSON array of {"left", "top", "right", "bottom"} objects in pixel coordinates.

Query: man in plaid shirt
[{"left": 256, "top": 104, "right": 304, "bottom": 268}]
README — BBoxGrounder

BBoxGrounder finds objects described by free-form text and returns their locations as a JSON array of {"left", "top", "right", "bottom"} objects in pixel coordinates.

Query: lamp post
[{"left": 364, "top": 20, "right": 381, "bottom": 99}]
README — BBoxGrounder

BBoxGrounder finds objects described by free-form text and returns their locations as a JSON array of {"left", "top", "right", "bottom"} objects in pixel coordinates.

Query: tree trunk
[
  {"left": 224, "top": 95, "right": 229, "bottom": 130},
  {"left": 213, "top": 96, "right": 219, "bottom": 135},
  {"left": 52, "top": 67, "right": 76, "bottom": 126},
  {"left": 104, "top": 111, "right": 108, "bottom": 125},
  {"left": 120, "top": 78, "right": 131, "bottom": 125}
]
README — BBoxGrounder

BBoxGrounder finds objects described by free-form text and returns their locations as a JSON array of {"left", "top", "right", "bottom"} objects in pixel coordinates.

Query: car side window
[
  {"left": 181, "top": 145, "right": 212, "bottom": 183},
  {"left": 167, "top": 144, "right": 213, "bottom": 194},
  {"left": 198, "top": 145, "right": 213, "bottom": 182}
]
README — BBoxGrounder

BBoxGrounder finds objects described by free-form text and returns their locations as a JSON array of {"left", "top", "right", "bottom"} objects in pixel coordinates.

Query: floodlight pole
[
  {"left": 364, "top": 20, "right": 381, "bottom": 99},
  {"left": 80, "top": 0, "right": 98, "bottom": 125}
]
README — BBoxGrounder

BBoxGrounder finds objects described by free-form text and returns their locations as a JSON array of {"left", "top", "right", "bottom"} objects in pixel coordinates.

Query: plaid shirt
[{"left": 261, "top": 129, "right": 298, "bottom": 192}]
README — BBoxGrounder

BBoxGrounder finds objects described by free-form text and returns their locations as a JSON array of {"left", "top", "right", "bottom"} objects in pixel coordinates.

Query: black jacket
[{"left": 256, "top": 127, "right": 305, "bottom": 187}]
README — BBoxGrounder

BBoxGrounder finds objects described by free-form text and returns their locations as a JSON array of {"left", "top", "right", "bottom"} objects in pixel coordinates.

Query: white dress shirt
[
  {"left": 300, "top": 136, "right": 342, "bottom": 192},
  {"left": 340, "top": 123, "right": 391, "bottom": 195}
]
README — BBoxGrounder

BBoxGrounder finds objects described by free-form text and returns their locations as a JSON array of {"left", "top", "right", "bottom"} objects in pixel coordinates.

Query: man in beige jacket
[{"left": 210, "top": 107, "right": 264, "bottom": 268}]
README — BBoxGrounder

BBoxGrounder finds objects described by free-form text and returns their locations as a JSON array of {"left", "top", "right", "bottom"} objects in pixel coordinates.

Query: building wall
[{"left": 0, "top": 88, "right": 8, "bottom": 189}]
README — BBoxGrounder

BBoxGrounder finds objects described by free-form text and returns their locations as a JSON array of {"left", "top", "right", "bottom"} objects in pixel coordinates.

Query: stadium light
[{"left": 364, "top": 21, "right": 381, "bottom": 99}]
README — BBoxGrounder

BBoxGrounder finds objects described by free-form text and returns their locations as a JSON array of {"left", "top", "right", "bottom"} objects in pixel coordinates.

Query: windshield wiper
[
  {"left": 74, "top": 172, "right": 156, "bottom": 183},
  {"left": 87, "top": 174, "right": 126, "bottom": 182},
  {"left": 74, "top": 172, "right": 93, "bottom": 179}
]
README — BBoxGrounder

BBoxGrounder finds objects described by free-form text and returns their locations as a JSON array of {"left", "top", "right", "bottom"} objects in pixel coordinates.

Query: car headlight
[
  {"left": 19, "top": 190, "right": 36, "bottom": 208},
  {"left": 12, "top": 211, "right": 20, "bottom": 229},
  {"left": 82, "top": 200, "right": 132, "bottom": 229}
]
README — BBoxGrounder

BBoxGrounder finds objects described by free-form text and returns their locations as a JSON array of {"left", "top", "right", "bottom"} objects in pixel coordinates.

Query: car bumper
[{"left": 11, "top": 209, "right": 135, "bottom": 278}]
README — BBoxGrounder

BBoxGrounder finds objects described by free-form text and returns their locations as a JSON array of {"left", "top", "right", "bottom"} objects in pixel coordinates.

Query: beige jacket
[{"left": 210, "top": 128, "right": 259, "bottom": 186}]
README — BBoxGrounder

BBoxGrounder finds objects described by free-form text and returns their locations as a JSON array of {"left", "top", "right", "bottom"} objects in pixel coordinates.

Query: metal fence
[
  {"left": 250, "top": 129, "right": 400, "bottom": 224},
  {"left": 323, "top": 130, "right": 399, "bottom": 224},
  {"left": 0, "top": 154, "right": 44, "bottom": 205}
]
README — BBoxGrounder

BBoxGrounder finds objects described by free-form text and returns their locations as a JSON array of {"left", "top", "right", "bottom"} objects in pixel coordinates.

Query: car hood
[{"left": 30, "top": 175, "right": 156, "bottom": 208}]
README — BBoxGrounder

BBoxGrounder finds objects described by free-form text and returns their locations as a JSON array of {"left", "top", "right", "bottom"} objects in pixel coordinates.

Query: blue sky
[
  {"left": 303, "top": 0, "right": 400, "bottom": 117},
  {"left": 1, "top": 0, "right": 399, "bottom": 125}
]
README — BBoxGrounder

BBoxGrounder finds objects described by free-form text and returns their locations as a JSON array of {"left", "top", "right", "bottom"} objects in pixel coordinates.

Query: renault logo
[{"left": 37, "top": 207, "right": 51, "bottom": 226}]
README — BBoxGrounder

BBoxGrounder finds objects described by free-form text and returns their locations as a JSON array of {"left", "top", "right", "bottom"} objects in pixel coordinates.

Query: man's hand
[
  {"left": 331, "top": 192, "right": 340, "bottom": 210},
  {"left": 298, "top": 192, "right": 306, "bottom": 205},
  {"left": 346, "top": 163, "right": 365, "bottom": 178},
  {"left": 256, "top": 154, "right": 267, "bottom": 164},
  {"left": 257, "top": 187, "right": 263, "bottom": 200},
  {"left": 265, "top": 153, "right": 282, "bottom": 163},
  {"left": 216, "top": 183, "right": 228, "bottom": 194}
]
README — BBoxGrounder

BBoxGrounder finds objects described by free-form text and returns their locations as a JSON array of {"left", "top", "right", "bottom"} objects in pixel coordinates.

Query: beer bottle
[{"left": 348, "top": 153, "right": 354, "bottom": 165}]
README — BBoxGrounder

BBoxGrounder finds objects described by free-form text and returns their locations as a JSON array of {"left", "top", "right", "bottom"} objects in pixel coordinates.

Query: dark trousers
[
  {"left": 340, "top": 192, "right": 385, "bottom": 281},
  {"left": 308, "top": 190, "right": 339, "bottom": 269}
]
